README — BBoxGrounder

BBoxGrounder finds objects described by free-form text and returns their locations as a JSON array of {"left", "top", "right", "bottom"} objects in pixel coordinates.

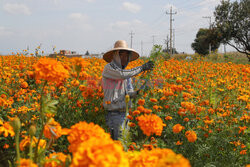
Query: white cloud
[
  {"left": 3, "top": 3, "right": 31, "bottom": 15},
  {"left": 68, "top": 13, "right": 92, "bottom": 30},
  {"left": 0, "top": 26, "right": 13, "bottom": 37},
  {"left": 122, "top": 2, "right": 141, "bottom": 13},
  {"left": 68, "top": 13, "right": 88, "bottom": 21},
  {"left": 199, "top": 0, "right": 221, "bottom": 6}
]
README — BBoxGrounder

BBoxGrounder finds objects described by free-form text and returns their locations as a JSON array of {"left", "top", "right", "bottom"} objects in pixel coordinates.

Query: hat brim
[{"left": 103, "top": 48, "right": 139, "bottom": 63}]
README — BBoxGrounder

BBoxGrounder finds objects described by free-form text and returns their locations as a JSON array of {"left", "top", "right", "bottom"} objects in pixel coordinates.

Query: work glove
[{"left": 142, "top": 61, "right": 154, "bottom": 71}]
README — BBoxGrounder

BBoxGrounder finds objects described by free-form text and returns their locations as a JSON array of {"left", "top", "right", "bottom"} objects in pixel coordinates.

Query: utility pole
[
  {"left": 129, "top": 31, "right": 135, "bottom": 48},
  {"left": 166, "top": 6, "right": 177, "bottom": 56},
  {"left": 173, "top": 29, "right": 175, "bottom": 54},
  {"left": 141, "top": 41, "right": 143, "bottom": 57},
  {"left": 203, "top": 16, "right": 212, "bottom": 54},
  {"left": 152, "top": 35, "right": 155, "bottom": 46}
]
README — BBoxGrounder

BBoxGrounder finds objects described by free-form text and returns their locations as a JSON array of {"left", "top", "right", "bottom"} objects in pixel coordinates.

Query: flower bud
[
  {"left": 11, "top": 117, "right": 21, "bottom": 133},
  {"left": 29, "top": 125, "right": 36, "bottom": 136},
  {"left": 125, "top": 95, "right": 130, "bottom": 104}
]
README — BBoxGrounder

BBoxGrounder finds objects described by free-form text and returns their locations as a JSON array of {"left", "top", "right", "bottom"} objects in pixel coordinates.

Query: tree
[
  {"left": 85, "top": 50, "right": 89, "bottom": 55},
  {"left": 191, "top": 28, "right": 221, "bottom": 55},
  {"left": 214, "top": 0, "right": 250, "bottom": 61}
]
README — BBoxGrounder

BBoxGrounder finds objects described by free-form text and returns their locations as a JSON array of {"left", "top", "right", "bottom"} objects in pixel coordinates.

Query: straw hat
[{"left": 103, "top": 40, "right": 139, "bottom": 63}]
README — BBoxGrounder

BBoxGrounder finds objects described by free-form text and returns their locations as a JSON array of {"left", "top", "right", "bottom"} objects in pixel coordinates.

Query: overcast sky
[{"left": 0, "top": 0, "right": 236, "bottom": 56}]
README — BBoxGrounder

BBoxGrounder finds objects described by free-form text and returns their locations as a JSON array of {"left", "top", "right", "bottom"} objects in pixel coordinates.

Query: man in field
[{"left": 102, "top": 40, "right": 154, "bottom": 140}]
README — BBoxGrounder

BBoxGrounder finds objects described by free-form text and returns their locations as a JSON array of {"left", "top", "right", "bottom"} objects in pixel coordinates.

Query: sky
[{"left": 0, "top": 0, "right": 236, "bottom": 56}]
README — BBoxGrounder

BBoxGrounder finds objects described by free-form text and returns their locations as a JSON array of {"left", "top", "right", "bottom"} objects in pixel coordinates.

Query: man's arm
[{"left": 102, "top": 63, "right": 143, "bottom": 80}]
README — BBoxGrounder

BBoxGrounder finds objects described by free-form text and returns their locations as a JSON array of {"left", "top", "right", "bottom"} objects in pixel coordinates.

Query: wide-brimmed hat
[{"left": 103, "top": 40, "right": 139, "bottom": 63}]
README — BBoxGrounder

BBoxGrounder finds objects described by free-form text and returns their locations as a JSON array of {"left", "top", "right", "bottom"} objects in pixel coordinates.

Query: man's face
[{"left": 119, "top": 50, "right": 130, "bottom": 67}]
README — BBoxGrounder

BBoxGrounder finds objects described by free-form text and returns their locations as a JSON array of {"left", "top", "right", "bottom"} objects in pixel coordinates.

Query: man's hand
[{"left": 142, "top": 61, "right": 154, "bottom": 71}]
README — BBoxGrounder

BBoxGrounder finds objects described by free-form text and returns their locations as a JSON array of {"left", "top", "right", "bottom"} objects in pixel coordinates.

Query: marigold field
[{"left": 0, "top": 54, "right": 249, "bottom": 167}]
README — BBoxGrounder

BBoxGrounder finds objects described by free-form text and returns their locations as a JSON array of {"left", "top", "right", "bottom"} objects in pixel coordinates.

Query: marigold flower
[
  {"left": 44, "top": 152, "right": 68, "bottom": 167},
  {"left": 137, "top": 114, "right": 166, "bottom": 136},
  {"left": 71, "top": 137, "right": 129, "bottom": 167},
  {"left": 127, "top": 148, "right": 190, "bottom": 167},
  {"left": 20, "top": 82, "right": 28, "bottom": 89},
  {"left": 150, "top": 98, "right": 158, "bottom": 103},
  {"left": 19, "top": 158, "right": 38, "bottom": 167},
  {"left": 67, "top": 121, "right": 110, "bottom": 153},
  {"left": 172, "top": 124, "right": 185, "bottom": 134},
  {"left": 165, "top": 116, "right": 172, "bottom": 121},
  {"left": 3, "top": 144, "right": 9, "bottom": 149},
  {"left": 176, "top": 141, "right": 183, "bottom": 145},
  {"left": 132, "top": 110, "right": 140, "bottom": 116},
  {"left": 43, "top": 118, "right": 63, "bottom": 139},
  {"left": 138, "top": 99, "right": 145, "bottom": 106},
  {"left": 238, "top": 126, "right": 247, "bottom": 134},
  {"left": 32, "top": 57, "right": 69, "bottom": 83},
  {"left": 185, "top": 130, "right": 197, "bottom": 143},
  {"left": 0, "top": 121, "right": 15, "bottom": 137}
]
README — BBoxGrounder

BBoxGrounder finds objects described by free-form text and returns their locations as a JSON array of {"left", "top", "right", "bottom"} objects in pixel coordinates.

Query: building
[{"left": 49, "top": 50, "right": 83, "bottom": 58}]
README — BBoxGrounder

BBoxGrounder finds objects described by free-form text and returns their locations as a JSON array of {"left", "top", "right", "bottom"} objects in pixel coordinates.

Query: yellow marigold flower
[
  {"left": 172, "top": 124, "right": 185, "bottom": 134},
  {"left": 32, "top": 57, "right": 69, "bottom": 83},
  {"left": 67, "top": 121, "right": 111, "bottom": 153},
  {"left": 19, "top": 158, "right": 38, "bottom": 167},
  {"left": 137, "top": 114, "right": 166, "bottom": 136},
  {"left": 127, "top": 148, "right": 190, "bottom": 167},
  {"left": 0, "top": 120, "right": 15, "bottom": 137},
  {"left": 185, "top": 130, "right": 197, "bottom": 143},
  {"left": 71, "top": 138, "right": 129, "bottom": 167},
  {"left": 44, "top": 152, "right": 68, "bottom": 167}
]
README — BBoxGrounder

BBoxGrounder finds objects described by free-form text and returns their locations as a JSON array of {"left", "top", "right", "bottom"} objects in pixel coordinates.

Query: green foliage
[
  {"left": 191, "top": 28, "right": 222, "bottom": 55},
  {"left": 149, "top": 45, "right": 170, "bottom": 60},
  {"left": 214, "top": 0, "right": 250, "bottom": 60}
]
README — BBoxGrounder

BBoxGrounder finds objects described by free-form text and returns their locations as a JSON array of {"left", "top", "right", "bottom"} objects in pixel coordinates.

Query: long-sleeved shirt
[{"left": 102, "top": 61, "right": 143, "bottom": 111}]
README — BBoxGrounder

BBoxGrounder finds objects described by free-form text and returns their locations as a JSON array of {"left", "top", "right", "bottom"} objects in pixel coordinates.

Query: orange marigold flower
[
  {"left": 132, "top": 110, "right": 140, "bottom": 116},
  {"left": 137, "top": 114, "right": 166, "bottom": 136},
  {"left": 127, "top": 148, "right": 190, "bottom": 167},
  {"left": 138, "top": 99, "right": 145, "bottom": 106},
  {"left": 43, "top": 118, "right": 63, "bottom": 139},
  {"left": 183, "top": 118, "right": 189, "bottom": 122},
  {"left": 238, "top": 126, "right": 247, "bottom": 134},
  {"left": 71, "top": 138, "right": 129, "bottom": 167},
  {"left": 150, "top": 98, "right": 158, "bottom": 103},
  {"left": 172, "top": 124, "right": 185, "bottom": 134},
  {"left": 3, "top": 144, "right": 9, "bottom": 149},
  {"left": 20, "top": 136, "right": 46, "bottom": 151},
  {"left": 128, "top": 122, "right": 136, "bottom": 127},
  {"left": 165, "top": 116, "right": 172, "bottom": 121},
  {"left": 185, "top": 130, "right": 197, "bottom": 143},
  {"left": 20, "top": 82, "right": 28, "bottom": 89},
  {"left": 19, "top": 158, "right": 38, "bottom": 167},
  {"left": 0, "top": 120, "right": 15, "bottom": 137},
  {"left": 44, "top": 152, "right": 68, "bottom": 167},
  {"left": 67, "top": 121, "right": 110, "bottom": 153},
  {"left": 32, "top": 57, "right": 69, "bottom": 83},
  {"left": 176, "top": 141, "right": 183, "bottom": 145},
  {"left": 240, "top": 150, "right": 247, "bottom": 155}
]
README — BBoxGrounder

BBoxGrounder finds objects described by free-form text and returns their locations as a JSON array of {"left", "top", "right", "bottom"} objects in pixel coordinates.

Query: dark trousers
[{"left": 105, "top": 111, "right": 127, "bottom": 140}]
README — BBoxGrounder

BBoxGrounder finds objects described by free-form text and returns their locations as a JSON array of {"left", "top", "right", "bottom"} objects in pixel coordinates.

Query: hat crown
[{"left": 114, "top": 40, "right": 128, "bottom": 49}]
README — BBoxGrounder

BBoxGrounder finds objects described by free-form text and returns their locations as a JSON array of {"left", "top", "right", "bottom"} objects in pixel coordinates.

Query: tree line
[{"left": 191, "top": 0, "right": 249, "bottom": 61}]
